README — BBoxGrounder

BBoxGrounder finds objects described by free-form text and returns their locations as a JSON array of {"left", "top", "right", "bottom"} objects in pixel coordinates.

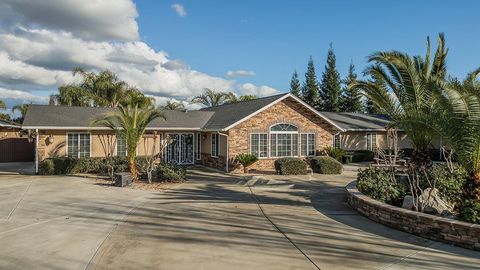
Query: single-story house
[
  {"left": 23, "top": 93, "right": 346, "bottom": 173},
  {"left": 0, "top": 120, "right": 34, "bottom": 162}
]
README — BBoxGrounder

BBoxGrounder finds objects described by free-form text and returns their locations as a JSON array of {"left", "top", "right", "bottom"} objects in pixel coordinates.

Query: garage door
[{"left": 0, "top": 138, "right": 35, "bottom": 162}]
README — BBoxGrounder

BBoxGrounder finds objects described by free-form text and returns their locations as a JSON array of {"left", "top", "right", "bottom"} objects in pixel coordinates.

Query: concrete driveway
[{"left": 0, "top": 166, "right": 479, "bottom": 269}]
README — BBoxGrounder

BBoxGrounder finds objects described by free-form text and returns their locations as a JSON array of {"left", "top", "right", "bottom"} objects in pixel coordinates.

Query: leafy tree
[
  {"left": 289, "top": 70, "right": 301, "bottom": 98},
  {"left": 351, "top": 33, "right": 448, "bottom": 164},
  {"left": 225, "top": 92, "right": 257, "bottom": 104},
  {"left": 319, "top": 44, "right": 342, "bottom": 112},
  {"left": 0, "top": 99, "right": 6, "bottom": 110},
  {"left": 0, "top": 99, "right": 9, "bottom": 121},
  {"left": 91, "top": 105, "right": 164, "bottom": 181},
  {"left": 340, "top": 63, "right": 363, "bottom": 112},
  {"left": 301, "top": 56, "right": 319, "bottom": 108},
  {"left": 191, "top": 88, "right": 229, "bottom": 107},
  {"left": 161, "top": 100, "right": 186, "bottom": 110}
]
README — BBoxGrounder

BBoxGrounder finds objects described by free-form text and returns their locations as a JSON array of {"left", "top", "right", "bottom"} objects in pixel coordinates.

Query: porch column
[{"left": 35, "top": 128, "right": 39, "bottom": 174}]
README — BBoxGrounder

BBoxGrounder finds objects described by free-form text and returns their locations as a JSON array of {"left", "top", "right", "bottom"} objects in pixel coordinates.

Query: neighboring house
[
  {"left": 23, "top": 93, "right": 345, "bottom": 173},
  {"left": 0, "top": 120, "right": 34, "bottom": 162}
]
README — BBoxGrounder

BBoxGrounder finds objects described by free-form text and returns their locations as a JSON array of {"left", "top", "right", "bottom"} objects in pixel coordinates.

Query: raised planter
[
  {"left": 114, "top": 172, "right": 132, "bottom": 187},
  {"left": 346, "top": 181, "right": 480, "bottom": 251}
]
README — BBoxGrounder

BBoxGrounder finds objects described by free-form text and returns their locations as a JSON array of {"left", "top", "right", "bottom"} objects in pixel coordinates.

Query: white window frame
[
  {"left": 250, "top": 133, "right": 268, "bottom": 158},
  {"left": 211, "top": 133, "right": 220, "bottom": 157},
  {"left": 269, "top": 123, "right": 299, "bottom": 158},
  {"left": 300, "top": 133, "right": 316, "bottom": 157},
  {"left": 66, "top": 132, "right": 91, "bottom": 158},
  {"left": 333, "top": 133, "right": 341, "bottom": 149},
  {"left": 366, "top": 132, "right": 377, "bottom": 151}
]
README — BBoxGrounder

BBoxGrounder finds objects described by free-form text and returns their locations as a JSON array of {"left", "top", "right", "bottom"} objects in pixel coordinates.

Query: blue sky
[
  {"left": 137, "top": 0, "right": 480, "bottom": 91},
  {"left": 0, "top": 0, "right": 479, "bottom": 109}
]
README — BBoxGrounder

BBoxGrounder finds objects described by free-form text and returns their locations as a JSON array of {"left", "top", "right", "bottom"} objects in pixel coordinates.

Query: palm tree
[
  {"left": 225, "top": 92, "right": 257, "bottom": 104},
  {"left": 436, "top": 70, "right": 480, "bottom": 193},
  {"left": 350, "top": 33, "right": 448, "bottom": 163},
  {"left": 91, "top": 105, "right": 164, "bottom": 181},
  {"left": 122, "top": 88, "right": 154, "bottom": 109},
  {"left": 191, "top": 88, "right": 229, "bottom": 107},
  {"left": 161, "top": 100, "right": 185, "bottom": 110},
  {"left": 12, "top": 103, "right": 30, "bottom": 120}
]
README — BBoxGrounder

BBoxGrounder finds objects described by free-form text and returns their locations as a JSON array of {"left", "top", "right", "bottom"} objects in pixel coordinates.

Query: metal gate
[
  {"left": 0, "top": 138, "right": 35, "bottom": 162},
  {"left": 165, "top": 133, "right": 194, "bottom": 164}
]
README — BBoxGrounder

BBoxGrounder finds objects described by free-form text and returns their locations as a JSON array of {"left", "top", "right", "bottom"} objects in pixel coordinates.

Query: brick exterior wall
[
  {"left": 347, "top": 181, "right": 480, "bottom": 251},
  {"left": 227, "top": 97, "right": 340, "bottom": 173}
]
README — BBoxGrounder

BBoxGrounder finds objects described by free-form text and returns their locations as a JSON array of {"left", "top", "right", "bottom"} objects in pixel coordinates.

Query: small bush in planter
[
  {"left": 322, "top": 146, "right": 345, "bottom": 162},
  {"left": 274, "top": 158, "right": 308, "bottom": 175},
  {"left": 235, "top": 153, "right": 258, "bottom": 173},
  {"left": 39, "top": 159, "right": 55, "bottom": 175},
  {"left": 357, "top": 168, "right": 406, "bottom": 205},
  {"left": 156, "top": 163, "right": 187, "bottom": 182},
  {"left": 311, "top": 156, "right": 342, "bottom": 174},
  {"left": 459, "top": 200, "right": 480, "bottom": 224},
  {"left": 420, "top": 163, "right": 467, "bottom": 206}
]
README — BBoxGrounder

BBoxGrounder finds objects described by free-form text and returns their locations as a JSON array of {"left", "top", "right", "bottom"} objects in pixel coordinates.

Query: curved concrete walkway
[{"left": 0, "top": 165, "right": 478, "bottom": 269}]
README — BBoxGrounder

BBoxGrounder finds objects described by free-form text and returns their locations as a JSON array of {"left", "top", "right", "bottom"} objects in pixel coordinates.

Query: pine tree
[
  {"left": 340, "top": 62, "right": 363, "bottom": 112},
  {"left": 289, "top": 70, "right": 301, "bottom": 98},
  {"left": 301, "top": 56, "right": 319, "bottom": 107},
  {"left": 319, "top": 44, "right": 342, "bottom": 112}
]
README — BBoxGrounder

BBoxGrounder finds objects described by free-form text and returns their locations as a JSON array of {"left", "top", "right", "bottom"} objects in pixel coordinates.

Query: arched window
[{"left": 270, "top": 123, "right": 298, "bottom": 157}]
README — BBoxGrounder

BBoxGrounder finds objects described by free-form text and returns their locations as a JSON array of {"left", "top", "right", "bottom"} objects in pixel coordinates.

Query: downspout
[
  {"left": 35, "top": 128, "right": 39, "bottom": 174},
  {"left": 218, "top": 132, "right": 229, "bottom": 172}
]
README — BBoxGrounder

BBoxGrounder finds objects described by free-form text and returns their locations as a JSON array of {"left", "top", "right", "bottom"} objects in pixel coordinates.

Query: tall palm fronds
[
  {"left": 12, "top": 103, "right": 30, "bottom": 119},
  {"left": 161, "top": 100, "right": 185, "bottom": 110},
  {"left": 191, "top": 88, "right": 229, "bottom": 107},
  {"left": 225, "top": 93, "right": 257, "bottom": 104},
  {"left": 351, "top": 33, "right": 448, "bottom": 161},
  {"left": 91, "top": 105, "right": 164, "bottom": 180}
]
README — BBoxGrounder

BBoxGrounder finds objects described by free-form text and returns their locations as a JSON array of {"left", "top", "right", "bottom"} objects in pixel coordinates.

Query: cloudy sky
[{"left": 0, "top": 0, "right": 479, "bottom": 109}]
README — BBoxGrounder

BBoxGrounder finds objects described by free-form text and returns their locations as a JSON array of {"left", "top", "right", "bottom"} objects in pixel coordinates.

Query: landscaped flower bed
[{"left": 347, "top": 181, "right": 480, "bottom": 251}]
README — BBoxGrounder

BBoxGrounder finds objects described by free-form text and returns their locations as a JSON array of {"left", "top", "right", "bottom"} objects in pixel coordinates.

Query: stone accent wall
[
  {"left": 227, "top": 97, "right": 339, "bottom": 172},
  {"left": 347, "top": 181, "right": 480, "bottom": 251}
]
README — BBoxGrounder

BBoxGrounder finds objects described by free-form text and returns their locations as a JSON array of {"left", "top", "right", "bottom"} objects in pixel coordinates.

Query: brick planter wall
[{"left": 346, "top": 181, "right": 480, "bottom": 251}]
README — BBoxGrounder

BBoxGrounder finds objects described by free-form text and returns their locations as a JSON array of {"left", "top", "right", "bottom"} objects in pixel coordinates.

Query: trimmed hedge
[
  {"left": 156, "top": 163, "right": 187, "bottom": 182},
  {"left": 39, "top": 156, "right": 130, "bottom": 175},
  {"left": 274, "top": 157, "right": 308, "bottom": 175},
  {"left": 39, "top": 157, "right": 77, "bottom": 175},
  {"left": 351, "top": 150, "right": 374, "bottom": 162},
  {"left": 311, "top": 156, "right": 342, "bottom": 174}
]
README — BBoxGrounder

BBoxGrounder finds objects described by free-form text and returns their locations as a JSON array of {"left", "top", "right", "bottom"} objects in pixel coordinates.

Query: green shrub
[
  {"left": 156, "top": 163, "right": 187, "bottom": 182},
  {"left": 351, "top": 150, "right": 374, "bottom": 162},
  {"left": 311, "top": 156, "right": 342, "bottom": 174},
  {"left": 235, "top": 153, "right": 258, "bottom": 173},
  {"left": 420, "top": 163, "right": 467, "bottom": 206},
  {"left": 274, "top": 158, "right": 308, "bottom": 175},
  {"left": 39, "top": 159, "right": 55, "bottom": 175},
  {"left": 357, "top": 168, "right": 406, "bottom": 205},
  {"left": 322, "top": 146, "right": 346, "bottom": 162},
  {"left": 459, "top": 200, "right": 480, "bottom": 224}
]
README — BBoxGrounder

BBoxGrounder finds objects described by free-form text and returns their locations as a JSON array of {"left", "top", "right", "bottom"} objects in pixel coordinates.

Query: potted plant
[{"left": 235, "top": 153, "right": 258, "bottom": 173}]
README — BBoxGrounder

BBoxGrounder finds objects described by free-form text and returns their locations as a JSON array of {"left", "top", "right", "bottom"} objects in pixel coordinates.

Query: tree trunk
[{"left": 129, "top": 158, "right": 138, "bottom": 182}]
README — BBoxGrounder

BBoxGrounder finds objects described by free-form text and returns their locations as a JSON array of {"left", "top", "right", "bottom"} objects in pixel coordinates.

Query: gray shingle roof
[
  {"left": 320, "top": 112, "right": 391, "bottom": 131},
  {"left": 200, "top": 93, "right": 289, "bottom": 130},
  {"left": 23, "top": 105, "right": 214, "bottom": 129}
]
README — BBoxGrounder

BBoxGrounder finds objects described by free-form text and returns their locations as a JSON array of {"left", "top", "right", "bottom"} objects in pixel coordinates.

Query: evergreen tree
[
  {"left": 301, "top": 56, "right": 319, "bottom": 107},
  {"left": 319, "top": 44, "right": 342, "bottom": 112},
  {"left": 289, "top": 70, "right": 301, "bottom": 98},
  {"left": 340, "top": 62, "right": 363, "bottom": 112}
]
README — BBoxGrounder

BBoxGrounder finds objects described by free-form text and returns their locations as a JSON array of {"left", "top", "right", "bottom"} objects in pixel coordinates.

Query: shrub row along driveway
[{"left": 0, "top": 164, "right": 479, "bottom": 269}]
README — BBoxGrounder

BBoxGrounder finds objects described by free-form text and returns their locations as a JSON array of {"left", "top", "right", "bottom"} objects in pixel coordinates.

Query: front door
[{"left": 165, "top": 133, "right": 194, "bottom": 164}]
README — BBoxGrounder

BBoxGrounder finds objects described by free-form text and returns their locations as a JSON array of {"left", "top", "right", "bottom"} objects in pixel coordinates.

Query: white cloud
[
  {"left": 171, "top": 4, "right": 187, "bottom": 17},
  {"left": 225, "top": 70, "right": 256, "bottom": 78},
  {"left": 0, "top": 0, "right": 281, "bottom": 109},
  {"left": 0, "top": 87, "right": 49, "bottom": 103},
  {"left": 0, "top": 0, "right": 139, "bottom": 41}
]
